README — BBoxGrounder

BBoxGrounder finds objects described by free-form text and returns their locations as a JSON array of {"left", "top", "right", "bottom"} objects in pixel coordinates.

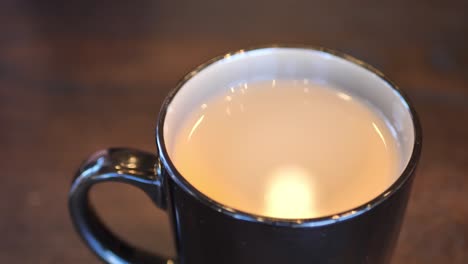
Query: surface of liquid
[{"left": 171, "top": 79, "right": 401, "bottom": 219}]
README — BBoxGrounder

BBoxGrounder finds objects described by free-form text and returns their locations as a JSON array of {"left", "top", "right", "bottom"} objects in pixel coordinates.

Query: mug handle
[{"left": 68, "top": 148, "right": 174, "bottom": 264}]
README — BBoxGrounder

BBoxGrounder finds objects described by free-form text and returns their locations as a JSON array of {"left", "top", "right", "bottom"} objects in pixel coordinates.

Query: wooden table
[{"left": 1, "top": 0, "right": 467, "bottom": 263}]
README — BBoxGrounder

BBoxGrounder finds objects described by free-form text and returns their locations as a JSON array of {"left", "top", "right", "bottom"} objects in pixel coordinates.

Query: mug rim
[{"left": 156, "top": 44, "right": 423, "bottom": 227}]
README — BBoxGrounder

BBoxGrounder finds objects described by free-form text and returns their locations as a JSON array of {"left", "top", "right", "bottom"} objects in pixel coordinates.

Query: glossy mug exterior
[{"left": 69, "top": 45, "right": 422, "bottom": 264}]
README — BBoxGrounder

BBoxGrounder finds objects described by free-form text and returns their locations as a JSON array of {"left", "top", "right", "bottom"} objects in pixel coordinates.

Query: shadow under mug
[{"left": 69, "top": 45, "right": 422, "bottom": 264}]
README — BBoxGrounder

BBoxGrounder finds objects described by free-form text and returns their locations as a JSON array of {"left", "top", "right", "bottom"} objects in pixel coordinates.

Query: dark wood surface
[{"left": 1, "top": 0, "right": 467, "bottom": 263}]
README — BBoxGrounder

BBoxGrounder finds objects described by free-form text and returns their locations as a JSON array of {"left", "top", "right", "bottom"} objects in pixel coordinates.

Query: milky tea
[{"left": 171, "top": 79, "right": 401, "bottom": 219}]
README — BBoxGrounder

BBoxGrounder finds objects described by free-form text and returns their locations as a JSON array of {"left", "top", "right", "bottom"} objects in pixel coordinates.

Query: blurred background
[{"left": 1, "top": 0, "right": 467, "bottom": 263}]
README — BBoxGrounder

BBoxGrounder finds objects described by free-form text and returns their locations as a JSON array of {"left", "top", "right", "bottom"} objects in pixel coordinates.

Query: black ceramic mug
[{"left": 69, "top": 45, "right": 422, "bottom": 264}]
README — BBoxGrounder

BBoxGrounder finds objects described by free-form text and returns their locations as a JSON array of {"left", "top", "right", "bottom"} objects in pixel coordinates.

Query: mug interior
[{"left": 160, "top": 46, "right": 417, "bottom": 221}]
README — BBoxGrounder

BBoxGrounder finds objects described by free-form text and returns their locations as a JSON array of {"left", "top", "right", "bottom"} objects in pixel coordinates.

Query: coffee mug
[{"left": 69, "top": 45, "right": 422, "bottom": 264}]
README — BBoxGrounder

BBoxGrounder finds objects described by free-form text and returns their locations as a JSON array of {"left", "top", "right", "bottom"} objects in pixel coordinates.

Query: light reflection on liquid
[
  {"left": 265, "top": 166, "right": 315, "bottom": 219},
  {"left": 336, "top": 91, "right": 352, "bottom": 101},
  {"left": 372, "top": 122, "right": 387, "bottom": 149},
  {"left": 187, "top": 115, "right": 205, "bottom": 142}
]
